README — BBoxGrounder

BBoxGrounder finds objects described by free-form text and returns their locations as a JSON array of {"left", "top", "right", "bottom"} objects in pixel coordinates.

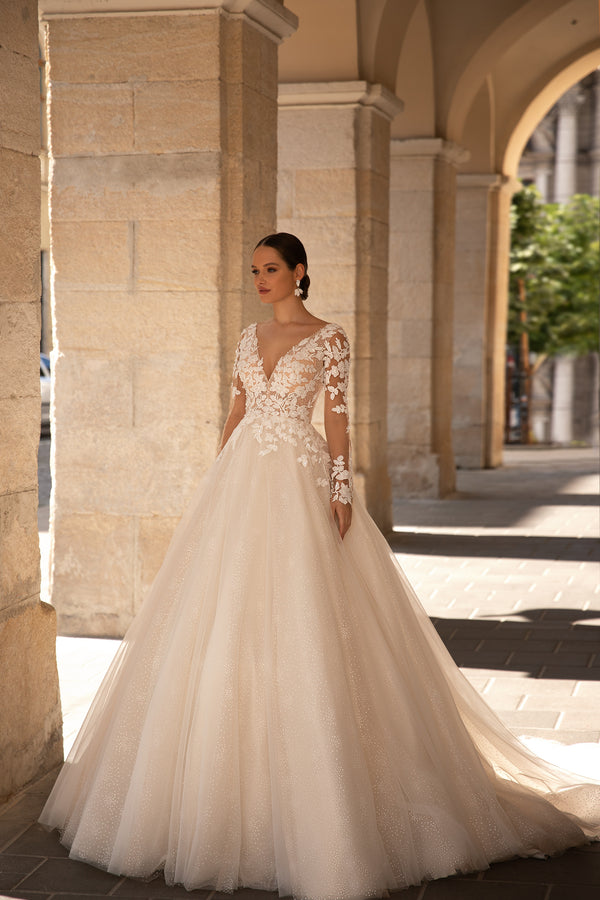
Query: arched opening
[
  {"left": 450, "top": 12, "right": 600, "bottom": 469},
  {"left": 503, "top": 50, "right": 600, "bottom": 177},
  {"left": 505, "top": 69, "right": 600, "bottom": 450}
]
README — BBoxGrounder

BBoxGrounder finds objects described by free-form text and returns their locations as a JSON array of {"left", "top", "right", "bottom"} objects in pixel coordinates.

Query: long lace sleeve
[
  {"left": 322, "top": 329, "right": 353, "bottom": 504},
  {"left": 230, "top": 338, "right": 246, "bottom": 409}
]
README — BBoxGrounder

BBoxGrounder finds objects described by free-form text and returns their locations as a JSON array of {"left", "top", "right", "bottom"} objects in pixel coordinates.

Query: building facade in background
[
  {"left": 516, "top": 72, "right": 599, "bottom": 447},
  {"left": 519, "top": 71, "right": 600, "bottom": 201}
]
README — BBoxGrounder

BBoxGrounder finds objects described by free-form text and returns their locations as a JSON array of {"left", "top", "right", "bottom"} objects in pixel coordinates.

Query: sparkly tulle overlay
[{"left": 40, "top": 322, "right": 600, "bottom": 900}]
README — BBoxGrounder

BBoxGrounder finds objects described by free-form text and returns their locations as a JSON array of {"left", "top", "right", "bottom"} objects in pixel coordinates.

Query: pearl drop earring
[{"left": 294, "top": 279, "right": 303, "bottom": 297}]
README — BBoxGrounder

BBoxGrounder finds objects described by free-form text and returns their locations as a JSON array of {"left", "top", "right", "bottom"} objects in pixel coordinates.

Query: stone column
[
  {"left": 483, "top": 176, "right": 521, "bottom": 467},
  {"left": 41, "top": 0, "right": 297, "bottom": 636},
  {"left": 388, "top": 138, "right": 467, "bottom": 499},
  {"left": 0, "top": 0, "right": 62, "bottom": 800},
  {"left": 278, "top": 82, "right": 402, "bottom": 530},
  {"left": 550, "top": 355, "right": 575, "bottom": 444},
  {"left": 554, "top": 86, "right": 582, "bottom": 202},
  {"left": 533, "top": 163, "right": 551, "bottom": 203},
  {"left": 453, "top": 174, "right": 502, "bottom": 469}
]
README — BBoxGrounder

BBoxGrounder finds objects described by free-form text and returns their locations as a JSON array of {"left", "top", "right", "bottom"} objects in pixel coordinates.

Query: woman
[{"left": 40, "top": 233, "right": 599, "bottom": 900}]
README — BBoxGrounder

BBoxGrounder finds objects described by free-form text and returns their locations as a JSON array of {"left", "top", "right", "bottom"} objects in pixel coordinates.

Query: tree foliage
[{"left": 508, "top": 186, "right": 599, "bottom": 356}]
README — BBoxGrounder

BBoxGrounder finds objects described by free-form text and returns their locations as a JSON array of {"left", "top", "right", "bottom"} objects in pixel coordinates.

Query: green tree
[{"left": 509, "top": 187, "right": 599, "bottom": 356}]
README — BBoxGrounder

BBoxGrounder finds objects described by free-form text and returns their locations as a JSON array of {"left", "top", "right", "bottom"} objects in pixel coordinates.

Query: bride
[{"left": 40, "top": 233, "right": 599, "bottom": 900}]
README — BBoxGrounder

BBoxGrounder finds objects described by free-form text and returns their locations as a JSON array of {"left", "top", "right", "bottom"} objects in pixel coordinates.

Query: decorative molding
[
  {"left": 278, "top": 81, "right": 403, "bottom": 122},
  {"left": 391, "top": 137, "right": 469, "bottom": 166},
  {"left": 39, "top": 0, "right": 298, "bottom": 43},
  {"left": 456, "top": 173, "right": 503, "bottom": 189},
  {"left": 497, "top": 174, "right": 522, "bottom": 197}
]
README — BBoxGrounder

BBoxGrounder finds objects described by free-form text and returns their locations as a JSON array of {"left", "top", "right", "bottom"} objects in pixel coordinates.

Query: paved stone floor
[{"left": 1, "top": 443, "right": 598, "bottom": 900}]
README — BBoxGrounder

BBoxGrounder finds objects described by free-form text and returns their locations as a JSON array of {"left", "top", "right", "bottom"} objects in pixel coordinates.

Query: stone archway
[
  {"left": 503, "top": 49, "right": 600, "bottom": 177},
  {"left": 446, "top": 3, "right": 600, "bottom": 474}
]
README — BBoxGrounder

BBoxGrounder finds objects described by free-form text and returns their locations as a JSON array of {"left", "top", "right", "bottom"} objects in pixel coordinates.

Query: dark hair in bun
[{"left": 254, "top": 232, "right": 310, "bottom": 300}]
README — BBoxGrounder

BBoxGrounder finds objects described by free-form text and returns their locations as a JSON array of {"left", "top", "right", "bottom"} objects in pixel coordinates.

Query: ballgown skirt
[{"left": 40, "top": 416, "right": 600, "bottom": 900}]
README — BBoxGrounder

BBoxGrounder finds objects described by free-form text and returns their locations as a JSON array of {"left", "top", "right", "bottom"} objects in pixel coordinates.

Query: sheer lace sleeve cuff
[
  {"left": 330, "top": 454, "right": 353, "bottom": 504},
  {"left": 323, "top": 328, "right": 353, "bottom": 505}
]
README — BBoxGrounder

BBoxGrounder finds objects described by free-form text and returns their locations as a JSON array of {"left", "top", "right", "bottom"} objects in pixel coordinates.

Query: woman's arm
[
  {"left": 218, "top": 391, "right": 245, "bottom": 454},
  {"left": 323, "top": 329, "right": 353, "bottom": 539},
  {"left": 218, "top": 341, "right": 247, "bottom": 454}
]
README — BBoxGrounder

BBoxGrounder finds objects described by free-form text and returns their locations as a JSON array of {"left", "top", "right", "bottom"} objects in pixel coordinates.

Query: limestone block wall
[
  {"left": 278, "top": 82, "right": 400, "bottom": 530},
  {"left": 388, "top": 139, "right": 466, "bottom": 498},
  {"left": 43, "top": 4, "right": 295, "bottom": 636},
  {"left": 0, "top": 0, "right": 63, "bottom": 800}
]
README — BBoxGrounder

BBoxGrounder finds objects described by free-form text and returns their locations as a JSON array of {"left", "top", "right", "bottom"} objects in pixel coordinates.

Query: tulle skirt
[{"left": 40, "top": 416, "right": 600, "bottom": 900}]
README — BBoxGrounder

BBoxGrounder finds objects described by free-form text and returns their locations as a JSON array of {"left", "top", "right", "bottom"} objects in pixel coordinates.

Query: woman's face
[{"left": 251, "top": 246, "right": 302, "bottom": 305}]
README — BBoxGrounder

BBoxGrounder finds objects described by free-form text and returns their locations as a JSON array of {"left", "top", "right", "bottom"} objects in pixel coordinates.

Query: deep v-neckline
[{"left": 254, "top": 321, "right": 331, "bottom": 383}]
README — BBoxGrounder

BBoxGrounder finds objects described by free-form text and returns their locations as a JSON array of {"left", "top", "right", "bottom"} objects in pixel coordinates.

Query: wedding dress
[{"left": 40, "top": 322, "right": 600, "bottom": 900}]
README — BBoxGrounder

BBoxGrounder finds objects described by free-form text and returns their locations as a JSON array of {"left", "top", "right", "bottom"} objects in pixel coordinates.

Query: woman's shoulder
[
  {"left": 317, "top": 321, "right": 349, "bottom": 346},
  {"left": 238, "top": 322, "right": 257, "bottom": 342}
]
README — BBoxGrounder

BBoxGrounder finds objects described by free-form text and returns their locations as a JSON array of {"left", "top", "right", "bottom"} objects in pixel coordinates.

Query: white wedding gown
[{"left": 40, "top": 323, "right": 600, "bottom": 900}]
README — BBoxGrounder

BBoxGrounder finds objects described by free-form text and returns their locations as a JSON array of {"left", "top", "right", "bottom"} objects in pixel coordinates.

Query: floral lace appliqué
[
  {"left": 330, "top": 455, "right": 353, "bottom": 505},
  {"left": 229, "top": 322, "right": 353, "bottom": 504}
]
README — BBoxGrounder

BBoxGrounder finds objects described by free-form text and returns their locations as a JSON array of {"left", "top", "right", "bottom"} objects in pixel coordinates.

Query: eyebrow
[{"left": 251, "top": 261, "right": 280, "bottom": 267}]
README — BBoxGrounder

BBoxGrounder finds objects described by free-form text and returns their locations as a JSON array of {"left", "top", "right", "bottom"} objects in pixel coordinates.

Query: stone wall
[{"left": 0, "top": 0, "right": 63, "bottom": 801}]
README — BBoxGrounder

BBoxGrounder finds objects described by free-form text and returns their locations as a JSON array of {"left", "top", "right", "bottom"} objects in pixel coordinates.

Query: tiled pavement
[
  {"left": 393, "top": 446, "right": 600, "bottom": 750},
  {"left": 1, "top": 443, "right": 598, "bottom": 900}
]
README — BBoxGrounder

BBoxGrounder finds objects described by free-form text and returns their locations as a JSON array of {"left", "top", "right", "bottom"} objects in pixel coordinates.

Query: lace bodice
[{"left": 227, "top": 322, "right": 352, "bottom": 504}]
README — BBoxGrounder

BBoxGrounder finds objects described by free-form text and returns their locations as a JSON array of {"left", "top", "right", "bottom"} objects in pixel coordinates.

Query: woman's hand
[{"left": 330, "top": 499, "right": 352, "bottom": 539}]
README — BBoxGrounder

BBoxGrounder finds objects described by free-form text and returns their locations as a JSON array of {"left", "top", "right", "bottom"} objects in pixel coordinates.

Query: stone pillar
[
  {"left": 483, "top": 176, "right": 521, "bottom": 467},
  {"left": 554, "top": 86, "right": 582, "bottom": 202},
  {"left": 388, "top": 138, "right": 467, "bottom": 499},
  {"left": 533, "top": 163, "right": 551, "bottom": 203},
  {"left": 0, "top": 0, "right": 62, "bottom": 800},
  {"left": 550, "top": 355, "right": 575, "bottom": 444},
  {"left": 41, "top": 0, "right": 297, "bottom": 636},
  {"left": 278, "top": 82, "right": 402, "bottom": 530},
  {"left": 453, "top": 174, "right": 502, "bottom": 469}
]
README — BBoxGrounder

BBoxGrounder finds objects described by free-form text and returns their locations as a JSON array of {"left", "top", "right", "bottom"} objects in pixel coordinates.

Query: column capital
[
  {"left": 390, "top": 137, "right": 469, "bottom": 167},
  {"left": 496, "top": 174, "right": 522, "bottom": 197},
  {"left": 456, "top": 172, "right": 521, "bottom": 198},
  {"left": 278, "top": 81, "right": 403, "bottom": 121},
  {"left": 456, "top": 173, "right": 503, "bottom": 190},
  {"left": 39, "top": 0, "right": 298, "bottom": 43}
]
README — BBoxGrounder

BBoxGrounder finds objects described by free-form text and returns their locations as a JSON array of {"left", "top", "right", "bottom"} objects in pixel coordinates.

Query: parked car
[{"left": 40, "top": 353, "right": 51, "bottom": 434}]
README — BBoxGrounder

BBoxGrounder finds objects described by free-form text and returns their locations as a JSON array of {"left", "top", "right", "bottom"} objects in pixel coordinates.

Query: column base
[
  {"left": 0, "top": 602, "right": 63, "bottom": 803},
  {"left": 388, "top": 446, "right": 441, "bottom": 499}
]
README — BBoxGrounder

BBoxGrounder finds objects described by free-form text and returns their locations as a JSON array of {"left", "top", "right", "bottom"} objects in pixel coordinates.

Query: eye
[
  {"left": 251, "top": 268, "right": 258, "bottom": 275},
  {"left": 267, "top": 267, "right": 278, "bottom": 273}
]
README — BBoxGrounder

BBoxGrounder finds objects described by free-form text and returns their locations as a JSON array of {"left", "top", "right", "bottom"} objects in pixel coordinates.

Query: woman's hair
[{"left": 254, "top": 232, "right": 310, "bottom": 300}]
